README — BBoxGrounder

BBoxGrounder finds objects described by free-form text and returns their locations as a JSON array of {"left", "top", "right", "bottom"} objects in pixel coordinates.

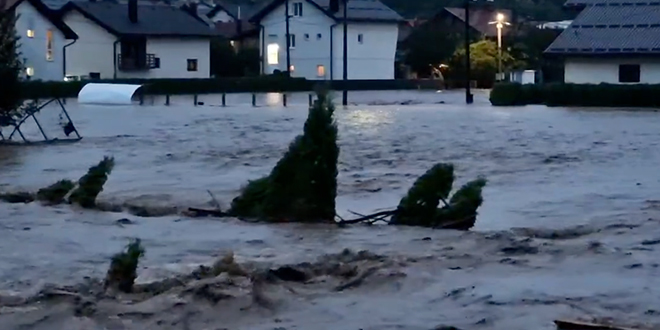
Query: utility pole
[
  {"left": 342, "top": 0, "right": 348, "bottom": 106},
  {"left": 464, "top": 0, "right": 473, "bottom": 104},
  {"left": 285, "top": 0, "right": 291, "bottom": 76}
]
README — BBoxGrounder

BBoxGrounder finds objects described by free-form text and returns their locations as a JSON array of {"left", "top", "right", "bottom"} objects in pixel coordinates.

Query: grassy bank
[
  {"left": 21, "top": 77, "right": 444, "bottom": 100},
  {"left": 490, "top": 83, "right": 660, "bottom": 107}
]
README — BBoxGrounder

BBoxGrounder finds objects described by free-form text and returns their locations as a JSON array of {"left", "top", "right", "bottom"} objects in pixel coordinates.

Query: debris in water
[
  {"left": 104, "top": 238, "right": 145, "bottom": 293},
  {"left": 68, "top": 156, "right": 115, "bottom": 208}
]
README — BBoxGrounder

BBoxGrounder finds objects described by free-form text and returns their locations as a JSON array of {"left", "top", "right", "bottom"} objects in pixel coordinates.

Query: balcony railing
[{"left": 117, "top": 53, "right": 156, "bottom": 71}]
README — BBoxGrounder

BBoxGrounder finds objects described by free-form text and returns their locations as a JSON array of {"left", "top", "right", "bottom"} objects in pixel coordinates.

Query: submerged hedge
[
  {"left": 490, "top": 83, "right": 660, "bottom": 107},
  {"left": 21, "top": 77, "right": 443, "bottom": 100}
]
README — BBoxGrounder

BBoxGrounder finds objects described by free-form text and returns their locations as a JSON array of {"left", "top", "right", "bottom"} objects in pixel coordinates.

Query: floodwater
[{"left": 1, "top": 90, "right": 660, "bottom": 329}]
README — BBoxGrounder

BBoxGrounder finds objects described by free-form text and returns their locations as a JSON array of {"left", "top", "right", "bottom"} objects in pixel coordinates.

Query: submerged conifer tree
[
  {"left": 230, "top": 90, "right": 338, "bottom": 222},
  {"left": 391, "top": 163, "right": 486, "bottom": 230},
  {"left": 68, "top": 156, "right": 115, "bottom": 208}
]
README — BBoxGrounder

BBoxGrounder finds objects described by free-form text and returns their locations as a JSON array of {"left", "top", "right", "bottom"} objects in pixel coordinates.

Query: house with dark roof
[
  {"left": 6, "top": 0, "right": 77, "bottom": 81},
  {"left": 58, "top": 0, "right": 215, "bottom": 80},
  {"left": 249, "top": 0, "right": 404, "bottom": 80},
  {"left": 545, "top": 0, "right": 660, "bottom": 84},
  {"left": 205, "top": 0, "right": 260, "bottom": 49}
]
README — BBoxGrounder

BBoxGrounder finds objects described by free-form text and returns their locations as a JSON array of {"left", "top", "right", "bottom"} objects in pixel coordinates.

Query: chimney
[
  {"left": 329, "top": 0, "right": 338, "bottom": 13},
  {"left": 128, "top": 0, "right": 138, "bottom": 23}
]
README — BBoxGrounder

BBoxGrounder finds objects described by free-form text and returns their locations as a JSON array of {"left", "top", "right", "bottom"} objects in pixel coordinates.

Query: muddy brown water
[{"left": 1, "top": 90, "right": 660, "bottom": 329}]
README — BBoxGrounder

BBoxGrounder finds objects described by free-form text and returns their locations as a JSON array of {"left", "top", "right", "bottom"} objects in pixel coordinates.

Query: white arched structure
[{"left": 78, "top": 83, "right": 143, "bottom": 105}]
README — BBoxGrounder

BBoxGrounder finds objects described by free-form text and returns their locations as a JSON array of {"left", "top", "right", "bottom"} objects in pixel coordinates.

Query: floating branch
[{"left": 36, "top": 179, "right": 75, "bottom": 205}]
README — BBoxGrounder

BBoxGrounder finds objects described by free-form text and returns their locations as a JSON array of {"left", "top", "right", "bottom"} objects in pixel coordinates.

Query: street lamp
[{"left": 489, "top": 12, "right": 510, "bottom": 81}]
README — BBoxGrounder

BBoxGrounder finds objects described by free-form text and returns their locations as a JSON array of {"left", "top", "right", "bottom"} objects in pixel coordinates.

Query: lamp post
[
  {"left": 342, "top": 0, "right": 348, "bottom": 106},
  {"left": 489, "top": 12, "right": 510, "bottom": 81},
  {"left": 464, "top": 0, "right": 473, "bottom": 104}
]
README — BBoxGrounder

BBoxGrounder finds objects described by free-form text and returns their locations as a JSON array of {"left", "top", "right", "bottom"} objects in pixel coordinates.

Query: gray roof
[
  {"left": 318, "top": 0, "right": 403, "bottom": 21},
  {"left": 250, "top": 0, "right": 403, "bottom": 23},
  {"left": 545, "top": 2, "right": 660, "bottom": 54},
  {"left": 62, "top": 1, "right": 216, "bottom": 37},
  {"left": 564, "top": 0, "right": 653, "bottom": 6}
]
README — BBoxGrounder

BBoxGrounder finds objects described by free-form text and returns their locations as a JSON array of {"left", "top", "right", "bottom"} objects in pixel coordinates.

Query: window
[
  {"left": 267, "top": 43, "right": 279, "bottom": 64},
  {"left": 26, "top": 67, "right": 34, "bottom": 76},
  {"left": 27, "top": 29, "right": 35, "bottom": 38},
  {"left": 153, "top": 57, "right": 161, "bottom": 69},
  {"left": 317, "top": 33, "right": 322, "bottom": 40},
  {"left": 26, "top": 15, "right": 34, "bottom": 38},
  {"left": 89, "top": 72, "right": 100, "bottom": 79},
  {"left": 187, "top": 59, "right": 198, "bottom": 71},
  {"left": 288, "top": 34, "right": 296, "bottom": 48},
  {"left": 46, "top": 29, "right": 54, "bottom": 61},
  {"left": 293, "top": 2, "right": 303, "bottom": 16},
  {"left": 304, "top": 33, "right": 310, "bottom": 40},
  {"left": 619, "top": 64, "right": 640, "bottom": 83},
  {"left": 317, "top": 65, "right": 325, "bottom": 77},
  {"left": 357, "top": 34, "right": 364, "bottom": 44}
]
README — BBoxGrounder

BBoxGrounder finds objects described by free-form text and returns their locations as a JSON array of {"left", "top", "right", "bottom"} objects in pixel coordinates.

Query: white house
[
  {"left": 8, "top": 0, "right": 78, "bottom": 81},
  {"left": 545, "top": 0, "right": 660, "bottom": 84},
  {"left": 58, "top": 0, "right": 215, "bottom": 80},
  {"left": 250, "top": 0, "right": 403, "bottom": 80}
]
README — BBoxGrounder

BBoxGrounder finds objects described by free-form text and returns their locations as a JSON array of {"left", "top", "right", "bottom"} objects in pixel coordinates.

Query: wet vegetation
[
  {"left": 104, "top": 239, "right": 145, "bottom": 293},
  {"left": 0, "top": 90, "right": 486, "bottom": 230},
  {"left": 229, "top": 89, "right": 338, "bottom": 223},
  {"left": 68, "top": 156, "right": 115, "bottom": 208},
  {"left": 36, "top": 180, "right": 75, "bottom": 205}
]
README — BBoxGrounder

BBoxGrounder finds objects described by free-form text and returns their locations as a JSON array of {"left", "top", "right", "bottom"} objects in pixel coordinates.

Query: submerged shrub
[
  {"left": 104, "top": 238, "right": 145, "bottom": 293},
  {"left": 230, "top": 90, "right": 338, "bottom": 222},
  {"left": 390, "top": 163, "right": 486, "bottom": 230},
  {"left": 36, "top": 179, "right": 75, "bottom": 204},
  {"left": 68, "top": 156, "right": 115, "bottom": 208}
]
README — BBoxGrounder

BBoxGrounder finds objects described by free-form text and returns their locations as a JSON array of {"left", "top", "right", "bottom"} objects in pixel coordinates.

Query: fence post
[
  {"left": 194, "top": 94, "right": 198, "bottom": 106},
  {"left": 165, "top": 94, "right": 170, "bottom": 106},
  {"left": 139, "top": 93, "right": 144, "bottom": 105},
  {"left": 282, "top": 93, "right": 287, "bottom": 107},
  {"left": 222, "top": 93, "right": 226, "bottom": 107},
  {"left": 252, "top": 94, "right": 256, "bottom": 107},
  {"left": 308, "top": 93, "right": 313, "bottom": 107}
]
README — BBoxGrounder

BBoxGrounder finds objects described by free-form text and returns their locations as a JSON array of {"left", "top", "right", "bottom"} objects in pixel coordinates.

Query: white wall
[
  {"left": 565, "top": 57, "right": 660, "bottom": 84},
  {"left": 332, "top": 22, "right": 398, "bottom": 80},
  {"left": 117, "top": 38, "right": 211, "bottom": 79},
  {"left": 260, "top": 1, "right": 398, "bottom": 80},
  {"left": 63, "top": 11, "right": 210, "bottom": 79},
  {"left": 261, "top": 1, "right": 334, "bottom": 80},
  {"left": 62, "top": 10, "right": 116, "bottom": 79},
  {"left": 15, "top": 1, "right": 69, "bottom": 81}
]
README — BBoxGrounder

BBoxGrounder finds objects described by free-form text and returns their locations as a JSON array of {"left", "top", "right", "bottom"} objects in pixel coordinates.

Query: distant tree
[
  {"left": 509, "top": 27, "right": 564, "bottom": 82},
  {"left": 210, "top": 37, "right": 260, "bottom": 77},
  {"left": 448, "top": 39, "right": 520, "bottom": 87},
  {"left": 403, "top": 26, "right": 462, "bottom": 77},
  {"left": 0, "top": 2, "right": 23, "bottom": 123}
]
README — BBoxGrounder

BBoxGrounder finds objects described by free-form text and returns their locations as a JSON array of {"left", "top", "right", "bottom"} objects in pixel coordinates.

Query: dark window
[
  {"left": 619, "top": 64, "right": 640, "bottom": 83},
  {"left": 288, "top": 34, "right": 296, "bottom": 48},
  {"left": 153, "top": 57, "right": 160, "bottom": 69},
  {"left": 304, "top": 33, "right": 309, "bottom": 40},
  {"left": 357, "top": 34, "right": 364, "bottom": 44},
  {"left": 317, "top": 33, "right": 322, "bottom": 39},
  {"left": 293, "top": 2, "right": 303, "bottom": 16},
  {"left": 89, "top": 72, "right": 100, "bottom": 79},
  {"left": 187, "top": 59, "right": 198, "bottom": 72}
]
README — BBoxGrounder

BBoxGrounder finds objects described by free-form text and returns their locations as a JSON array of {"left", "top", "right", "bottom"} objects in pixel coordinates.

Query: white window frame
[
  {"left": 288, "top": 34, "right": 296, "bottom": 48},
  {"left": 293, "top": 2, "right": 303, "bottom": 16}
]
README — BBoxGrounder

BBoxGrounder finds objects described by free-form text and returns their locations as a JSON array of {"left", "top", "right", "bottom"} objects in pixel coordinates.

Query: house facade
[
  {"left": 251, "top": 0, "right": 403, "bottom": 80},
  {"left": 9, "top": 0, "right": 77, "bottom": 81},
  {"left": 207, "top": 1, "right": 260, "bottom": 50},
  {"left": 59, "top": 0, "right": 214, "bottom": 80},
  {"left": 545, "top": 0, "right": 660, "bottom": 84}
]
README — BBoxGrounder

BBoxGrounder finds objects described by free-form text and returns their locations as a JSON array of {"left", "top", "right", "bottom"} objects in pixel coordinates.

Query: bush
[
  {"left": 490, "top": 82, "right": 660, "bottom": 107},
  {"left": 37, "top": 179, "right": 75, "bottom": 204},
  {"left": 68, "top": 156, "right": 115, "bottom": 208},
  {"left": 229, "top": 89, "right": 338, "bottom": 222},
  {"left": 104, "top": 239, "right": 144, "bottom": 293},
  {"left": 390, "top": 163, "right": 487, "bottom": 230}
]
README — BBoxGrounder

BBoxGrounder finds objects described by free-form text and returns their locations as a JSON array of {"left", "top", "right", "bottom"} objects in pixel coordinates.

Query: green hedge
[
  {"left": 490, "top": 83, "right": 660, "bottom": 107},
  {"left": 21, "top": 78, "right": 442, "bottom": 100}
]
